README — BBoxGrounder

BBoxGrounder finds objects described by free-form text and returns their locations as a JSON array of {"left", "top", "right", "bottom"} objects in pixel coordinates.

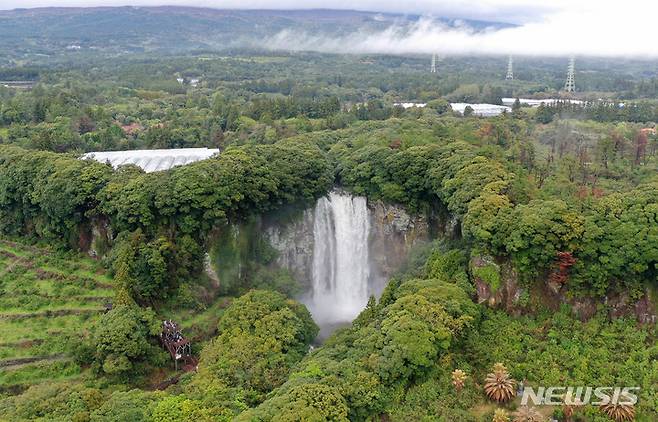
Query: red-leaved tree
[{"left": 549, "top": 251, "right": 577, "bottom": 285}]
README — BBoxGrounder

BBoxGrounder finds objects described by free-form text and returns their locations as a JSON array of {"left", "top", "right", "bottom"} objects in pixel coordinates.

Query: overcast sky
[
  {"left": 1, "top": 1, "right": 656, "bottom": 57},
  {"left": 0, "top": 1, "right": 578, "bottom": 24}
]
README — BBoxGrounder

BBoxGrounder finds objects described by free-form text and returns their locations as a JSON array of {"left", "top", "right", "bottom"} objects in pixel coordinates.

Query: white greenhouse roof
[
  {"left": 450, "top": 103, "right": 512, "bottom": 117},
  {"left": 82, "top": 148, "right": 220, "bottom": 173},
  {"left": 501, "top": 98, "right": 585, "bottom": 107},
  {"left": 394, "top": 102, "right": 427, "bottom": 109}
]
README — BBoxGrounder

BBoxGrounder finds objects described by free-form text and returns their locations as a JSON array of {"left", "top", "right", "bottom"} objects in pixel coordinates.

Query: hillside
[
  {"left": 0, "top": 7, "right": 510, "bottom": 58},
  {"left": 0, "top": 239, "right": 113, "bottom": 395}
]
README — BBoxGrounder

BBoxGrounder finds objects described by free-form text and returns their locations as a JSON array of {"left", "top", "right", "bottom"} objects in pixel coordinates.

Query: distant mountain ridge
[{"left": 0, "top": 6, "right": 512, "bottom": 56}]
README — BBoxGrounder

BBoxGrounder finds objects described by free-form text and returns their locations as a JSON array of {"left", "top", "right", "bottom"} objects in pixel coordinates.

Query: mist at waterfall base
[{"left": 303, "top": 191, "right": 383, "bottom": 341}]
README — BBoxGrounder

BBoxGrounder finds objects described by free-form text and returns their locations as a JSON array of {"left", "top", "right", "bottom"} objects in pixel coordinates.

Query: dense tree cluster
[
  {"left": 0, "top": 138, "right": 332, "bottom": 303},
  {"left": 183, "top": 290, "right": 318, "bottom": 416},
  {"left": 235, "top": 251, "right": 480, "bottom": 421},
  {"left": 331, "top": 130, "right": 657, "bottom": 294},
  {"left": 535, "top": 101, "right": 658, "bottom": 124},
  {"left": 465, "top": 310, "right": 658, "bottom": 421},
  {"left": 249, "top": 96, "right": 341, "bottom": 121},
  {"left": 75, "top": 304, "right": 163, "bottom": 380}
]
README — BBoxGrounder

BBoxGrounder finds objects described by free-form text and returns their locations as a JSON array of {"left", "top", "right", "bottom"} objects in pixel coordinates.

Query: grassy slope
[{"left": 0, "top": 239, "right": 113, "bottom": 394}]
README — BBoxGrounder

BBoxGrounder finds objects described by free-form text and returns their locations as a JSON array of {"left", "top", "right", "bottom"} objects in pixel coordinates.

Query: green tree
[
  {"left": 85, "top": 305, "right": 160, "bottom": 379},
  {"left": 149, "top": 395, "right": 215, "bottom": 422},
  {"left": 187, "top": 290, "right": 318, "bottom": 410}
]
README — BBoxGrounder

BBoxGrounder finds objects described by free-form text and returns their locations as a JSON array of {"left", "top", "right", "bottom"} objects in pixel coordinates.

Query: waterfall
[{"left": 306, "top": 191, "right": 371, "bottom": 326}]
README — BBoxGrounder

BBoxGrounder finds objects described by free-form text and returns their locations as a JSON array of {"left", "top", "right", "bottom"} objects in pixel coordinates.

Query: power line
[{"left": 564, "top": 57, "right": 576, "bottom": 92}]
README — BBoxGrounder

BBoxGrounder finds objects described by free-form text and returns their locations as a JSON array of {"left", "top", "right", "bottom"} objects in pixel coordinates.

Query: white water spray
[{"left": 306, "top": 191, "right": 371, "bottom": 326}]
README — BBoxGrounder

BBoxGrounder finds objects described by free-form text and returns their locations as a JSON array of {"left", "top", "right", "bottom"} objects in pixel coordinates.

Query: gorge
[
  {"left": 267, "top": 190, "right": 431, "bottom": 336},
  {"left": 306, "top": 191, "right": 372, "bottom": 330}
]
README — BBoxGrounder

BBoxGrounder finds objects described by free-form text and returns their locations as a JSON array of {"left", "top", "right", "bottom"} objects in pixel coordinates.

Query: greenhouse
[
  {"left": 82, "top": 148, "right": 220, "bottom": 172},
  {"left": 501, "top": 98, "right": 585, "bottom": 107},
  {"left": 450, "top": 103, "right": 512, "bottom": 117}
]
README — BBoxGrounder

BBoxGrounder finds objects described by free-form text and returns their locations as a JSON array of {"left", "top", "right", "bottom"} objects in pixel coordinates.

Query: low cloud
[
  {"left": 264, "top": 5, "right": 658, "bottom": 58},
  {"left": 3, "top": 0, "right": 656, "bottom": 57}
]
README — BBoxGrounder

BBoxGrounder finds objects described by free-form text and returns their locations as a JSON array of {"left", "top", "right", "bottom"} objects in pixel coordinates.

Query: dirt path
[
  {"left": 0, "top": 354, "right": 69, "bottom": 370},
  {"left": 0, "top": 308, "right": 106, "bottom": 320}
]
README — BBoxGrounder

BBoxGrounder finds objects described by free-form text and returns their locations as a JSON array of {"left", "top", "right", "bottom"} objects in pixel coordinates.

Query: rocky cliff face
[
  {"left": 264, "top": 197, "right": 436, "bottom": 294},
  {"left": 367, "top": 200, "right": 430, "bottom": 291},
  {"left": 265, "top": 209, "right": 315, "bottom": 288},
  {"left": 83, "top": 217, "right": 113, "bottom": 258},
  {"left": 470, "top": 254, "right": 658, "bottom": 324},
  {"left": 470, "top": 255, "right": 522, "bottom": 314}
]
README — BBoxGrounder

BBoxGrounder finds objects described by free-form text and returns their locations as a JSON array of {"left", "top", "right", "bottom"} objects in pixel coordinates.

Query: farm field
[{"left": 0, "top": 239, "right": 114, "bottom": 394}]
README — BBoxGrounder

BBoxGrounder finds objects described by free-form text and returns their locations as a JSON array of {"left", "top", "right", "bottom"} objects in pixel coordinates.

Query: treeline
[
  {"left": 0, "top": 87, "right": 234, "bottom": 152},
  {"left": 535, "top": 100, "right": 658, "bottom": 124},
  {"left": 248, "top": 96, "right": 341, "bottom": 120},
  {"left": 0, "top": 139, "right": 332, "bottom": 304},
  {"left": 0, "top": 86, "right": 353, "bottom": 153},
  {"left": 444, "top": 83, "right": 505, "bottom": 105},
  {"left": 331, "top": 139, "right": 658, "bottom": 295},
  {"left": 0, "top": 66, "right": 40, "bottom": 80}
]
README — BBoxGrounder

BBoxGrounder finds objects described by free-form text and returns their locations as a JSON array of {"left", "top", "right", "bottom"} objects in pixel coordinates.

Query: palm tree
[
  {"left": 492, "top": 408, "right": 510, "bottom": 422},
  {"left": 484, "top": 363, "right": 516, "bottom": 403},
  {"left": 452, "top": 369, "right": 467, "bottom": 392},
  {"left": 562, "top": 396, "right": 581, "bottom": 422},
  {"left": 600, "top": 402, "right": 635, "bottom": 421},
  {"left": 513, "top": 406, "right": 544, "bottom": 422}
]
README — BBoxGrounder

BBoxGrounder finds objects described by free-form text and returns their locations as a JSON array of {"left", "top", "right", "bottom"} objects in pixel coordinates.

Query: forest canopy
[{"left": 0, "top": 37, "right": 656, "bottom": 422}]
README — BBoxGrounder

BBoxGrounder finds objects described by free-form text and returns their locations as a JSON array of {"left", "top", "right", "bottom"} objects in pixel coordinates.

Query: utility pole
[
  {"left": 505, "top": 55, "right": 514, "bottom": 80},
  {"left": 564, "top": 57, "right": 576, "bottom": 92}
]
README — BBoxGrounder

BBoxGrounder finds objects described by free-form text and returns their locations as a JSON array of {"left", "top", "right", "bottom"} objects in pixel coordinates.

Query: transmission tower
[
  {"left": 431, "top": 53, "right": 437, "bottom": 73},
  {"left": 564, "top": 57, "right": 575, "bottom": 92},
  {"left": 505, "top": 55, "right": 514, "bottom": 80}
]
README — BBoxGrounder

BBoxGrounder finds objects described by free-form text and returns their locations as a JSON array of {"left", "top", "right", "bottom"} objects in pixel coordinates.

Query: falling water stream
[{"left": 304, "top": 191, "right": 372, "bottom": 339}]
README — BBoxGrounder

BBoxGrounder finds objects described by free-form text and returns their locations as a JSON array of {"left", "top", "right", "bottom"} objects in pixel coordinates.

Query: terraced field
[{"left": 0, "top": 239, "right": 114, "bottom": 394}]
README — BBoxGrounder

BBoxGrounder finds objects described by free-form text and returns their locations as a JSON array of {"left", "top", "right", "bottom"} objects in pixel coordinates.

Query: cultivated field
[{"left": 0, "top": 239, "right": 114, "bottom": 394}]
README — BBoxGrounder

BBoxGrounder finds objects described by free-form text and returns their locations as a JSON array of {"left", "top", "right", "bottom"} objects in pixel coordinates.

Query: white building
[
  {"left": 82, "top": 148, "right": 220, "bottom": 173},
  {"left": 450, "top": 103, "right": 512, "bottom": 117},
  {"left": 393, "top": 102, "right": 427, "bottom": 109}
]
